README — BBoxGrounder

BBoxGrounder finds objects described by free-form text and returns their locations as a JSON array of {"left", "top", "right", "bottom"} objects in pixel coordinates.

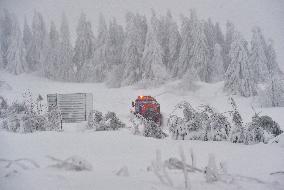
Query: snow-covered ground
[{"left": 1, "top": 71, "right": 284, "bottom": 190}]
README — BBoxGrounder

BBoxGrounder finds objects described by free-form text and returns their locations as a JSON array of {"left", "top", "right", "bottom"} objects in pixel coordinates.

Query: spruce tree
[
  {"left": 224, "top": 32, "right": 257, "bottom": 97},
  {"left": 209, "top": 43, "right": 224, "bottom": 82},
  {"left": 224, "top": 21, "right": 235, "bottom": 72},
  {"left": 165, "top": 10, "right": 181, "bottom": 73},
  {"left": 187, "top": 11, "right": 210, "bottom": 82},
  {"left": 6, "top": 14, "right": 28, "bottom": 75},
  {"left": 204, "top": 18, "right": 216, "bottom": 61},
  {"left": 266, "top": 39, "right": 282, "bottom": 76},
  {"left": 93, "top": 13, "right": 108, "bottom": 82},
  {"left": 59, "top": 13, "right": 73, "bottom": 81},
  {"left": 105, "top": 18, "right": 124, "bottom": 74},
  {"left": 249, "top": 26, "right": 269, "bottom": 82},
  {"left": 121, "top": 12, "right": 147, "bottom": 85},
  {"left": 173, "top": 15, "right": 193, "bottom": 77},
  {"left": 141, "top": 11, "right": 167, "bottom": 82},
  {"left": 73, "top": 12, "right": 95, "bottom": 82},
  {"left": 0, "top": 9, "right": 14, "bottom": 69},
  {"left": 23, "top": 17, "right": 32, "bottom": 51},
  {"left": 26, "top": 11, "right": 47, "bottom": 71},
  {"left": 259, "top": 72, "right": 284, "bottom": 107},
  {"left": 44, "top": 21, "right": 60, "bottom": 79}
]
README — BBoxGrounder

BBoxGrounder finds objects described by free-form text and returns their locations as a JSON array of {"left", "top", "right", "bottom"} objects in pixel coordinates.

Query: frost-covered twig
[
  {"left": 165, "top": 157, "right": 203, "bottom": 173},
  {"left": 151, "top": 150, "right": 173, "bottom": 186},
  {"left": 116, "top": 166, "right": 129, "bottom": 177},
  {"left": 205, "top": 154, "right": 219, "bottom": 183},
  {"left": 190, "top": 148, "right": 195, "bottom": 169},
  {"left": 179, "top": 146, "right": 191, "bottom": 189},
  {"left": 0, "top": 158, "right": 40, "bottom": 170},
  {"left": 270, "top": 171, "right": 284, "bottom": 175},
  {"left": 47, "top": 155, "right": 93, "bottom": 171}
]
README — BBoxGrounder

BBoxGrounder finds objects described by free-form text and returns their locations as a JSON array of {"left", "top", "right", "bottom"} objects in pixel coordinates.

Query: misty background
[{"left": 1, "top": 0, "right": 284, "bottom": 70}]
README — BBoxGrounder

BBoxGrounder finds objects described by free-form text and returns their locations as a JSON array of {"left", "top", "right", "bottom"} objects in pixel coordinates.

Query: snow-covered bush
[
  {"left": 244, "top": 120, "right": 265, "bottom": 145},
  {"left": 168, "top": 102, "right": 231, "bottom": 141},
  {"left": 168, "top": 99, "right": 281, "bottom": 144},
  {"left": 87, "top": 110, "right": 104, "bottom": 129},
  {"left": 143, "top": 120, "right": 167, "bottom": 139},
  {"left": 130, "top": 112, "right": 167, "bottom": 139},
  {"left": 0, "top": 92, "right": 62, "bottom": 133},
  {"left": 1, "top": 101, "right": 27, "bottom": 132},
  {"left": 104, "top": 111, "right": 125, "bottom": 130},
  {"left": 200, "top": 105, "right": 231, "bottom": 141},
  {"left": 0, "top": 96, "right": 8, "bottom": 118},
  {"left": 256, "top": 115, "right": 282, "bottom": 136},
  {"left": 87, "top": 110, "right": 125, "bottom": 131},
  {"left": 245, "top": 113, "right": 282, "bottom": 144},
  {"left": 228, "top": 97, "right": 246, "bottom": 143},
  {"left": 46, "top": 106, "right": 61, "bottom": 131},
  {"left": 168, "top": 101, "right": 205, "bottom": 140}
]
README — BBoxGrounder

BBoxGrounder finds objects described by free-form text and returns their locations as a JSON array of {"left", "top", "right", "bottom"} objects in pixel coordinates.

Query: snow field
[{"left": 0, "top": 71, "right": 284, "bottom": 190}]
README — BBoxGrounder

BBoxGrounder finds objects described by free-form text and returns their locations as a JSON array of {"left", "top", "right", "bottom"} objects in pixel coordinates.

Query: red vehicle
[{"left": 131, "top": 96, "right": 161, "bottom": 126}]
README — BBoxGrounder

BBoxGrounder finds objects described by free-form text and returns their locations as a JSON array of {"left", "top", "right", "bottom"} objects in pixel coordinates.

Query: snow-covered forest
[
  {"left": 1, "top": 9, "right": 283, "bottom": 103},
  {"left": 1, "top": 1, "right": 284, "bottom": 189}
]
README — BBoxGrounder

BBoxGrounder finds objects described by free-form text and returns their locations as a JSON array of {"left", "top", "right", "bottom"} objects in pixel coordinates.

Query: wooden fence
[{"left": 47, "top": 93, "right": 93, "bottom": 123}]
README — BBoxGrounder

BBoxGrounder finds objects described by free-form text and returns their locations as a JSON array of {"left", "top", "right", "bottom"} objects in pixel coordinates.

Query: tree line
[{"left": 0, "top": 9, "right": 283, "bottom": 104}]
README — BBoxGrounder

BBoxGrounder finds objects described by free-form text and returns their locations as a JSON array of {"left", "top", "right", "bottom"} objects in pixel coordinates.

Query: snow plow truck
[{"left": 131, "top": 96, "right": 161, "bottom": 126}]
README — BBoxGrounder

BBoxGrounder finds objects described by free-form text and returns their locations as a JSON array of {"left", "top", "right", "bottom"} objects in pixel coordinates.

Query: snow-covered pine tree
[
  {"left": 224, "top": 32, "right": 257, "bottom": 97},
  {"left": 204, "top": 18, "right": 217, "bottom": 61},
  {"left": 59, "top": 13, "right": 74, "bottom": 81},
  {"left": 0, "top": 13, "right": 2, "bottom": 67},
  {"left": 107, "top": 18, "right": 124, "bottom": 66},
  {"left": 259, "top": 74, "right": 284, "bottom": 107},
  {"left": 215, "top": 22, "right": 226, "bottom": 71},
  {"left": 141, "top": 11, "right": 167, "bottom": 82},
  {"left": 73, "top": 12, "right": 95, "bottom": 82},
  {"left": 0, "top": 50, "right": 3, "bottom": 67},
  {"left": 224, "top": 21, "right": 235, "bottom": 72},
  {"left": 121, "top": 12, "right": 147, "bottom": 86},
  {"left": 26, "top": 11, "right": 47, "bottom": 71},
  {"left": 249, "top": 26, "right": 269, "bottom": 82},
  {"left": 105, "top": 18, "right": 125, "bottom": 86},
  {"left": 165, "top": 10, "right": 181, "bottom": 73},
  {"left": 44, "top": 21, "right": 60, "bottom": 79},
  {"left": 93, "top": 13, "right": 108, "bottom": 82},
  {"left": 6, "top": 13, "right": 28, "bottom": 75},
  {"left": 173, "top": 15, "right": 192, "bottom": 78},
  {"left": 188, "top": 17, "right": 210, "bottom": 82},
  {"left": 266, "top": 39, "right": 282, "bottom": 77},
  {"left": 215, "top": 22, "right": 225, "bottom": 49},
  {"left": 23, "top": 17, "right": 32, "bottom": 52},
  {"left": 0, "top": 9, "right": 14, "bottom": 69},
  {"left": 174, "top": 10, "right": 210, "bottom": 82},
  {"left": 208, "top": 43, "right": 224, "bottom": 82}
]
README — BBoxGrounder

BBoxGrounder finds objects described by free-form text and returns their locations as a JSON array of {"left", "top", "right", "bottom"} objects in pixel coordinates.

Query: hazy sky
[{"left": 1, "top": 0, "right": 284, "bottom": 70}]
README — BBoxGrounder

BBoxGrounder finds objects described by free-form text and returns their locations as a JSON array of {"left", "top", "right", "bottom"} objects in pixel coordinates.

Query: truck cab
[{"left": 132, "top": 96, "right": 161, "bottom": 125}]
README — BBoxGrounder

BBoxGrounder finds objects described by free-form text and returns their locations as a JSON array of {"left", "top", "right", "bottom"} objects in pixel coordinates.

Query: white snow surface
[{"left": 0, "top": 70, "right": 284, "bottom": 190}]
